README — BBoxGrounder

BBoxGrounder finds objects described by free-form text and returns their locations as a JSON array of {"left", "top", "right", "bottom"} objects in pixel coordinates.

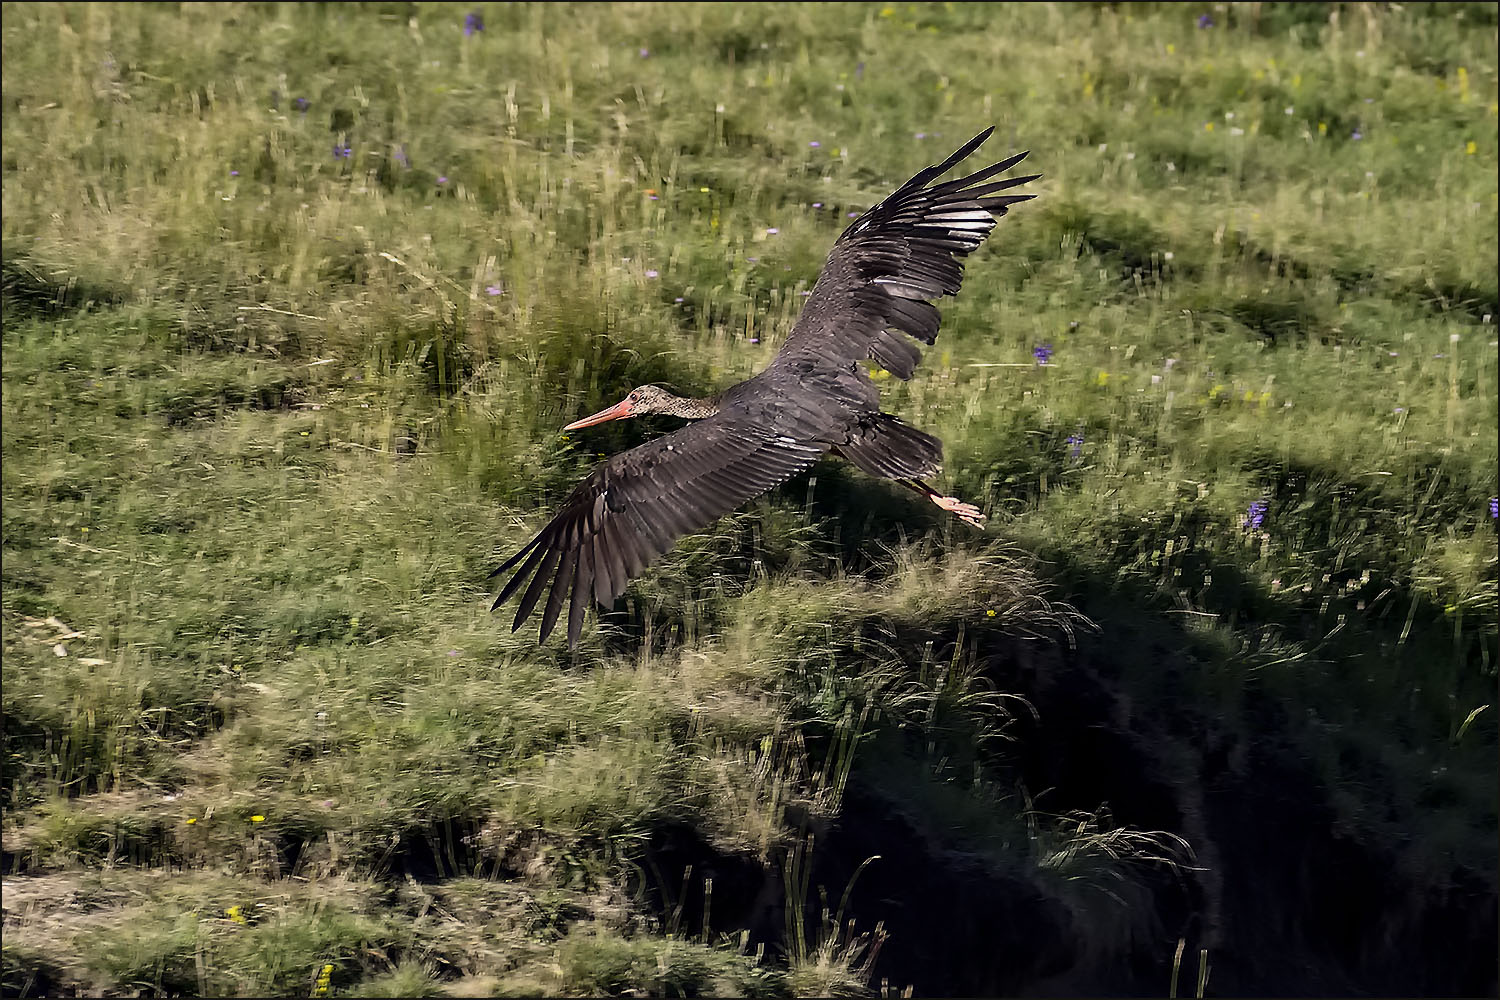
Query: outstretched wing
[
  {"left": 777, "top": 127, "right": 1038, "bottom": 379},
  {"left": 490, "top": 415, "right": 828, "bottom": 648}
]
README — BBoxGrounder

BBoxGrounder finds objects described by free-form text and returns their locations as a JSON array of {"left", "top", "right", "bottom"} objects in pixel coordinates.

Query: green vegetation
[{"left": 3, "top": 2, "right": 1495, "bottom": 996}]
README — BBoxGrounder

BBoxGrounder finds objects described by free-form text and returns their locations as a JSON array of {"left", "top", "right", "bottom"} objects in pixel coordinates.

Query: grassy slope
[{"left": 2, "top": 2, "right": 1496, "bottom": 996}]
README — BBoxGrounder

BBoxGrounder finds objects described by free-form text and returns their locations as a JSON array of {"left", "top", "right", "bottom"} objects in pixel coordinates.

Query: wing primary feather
[
  {"left": 538, "top": 525, "right": 579, "bottom": 643},
  {"left": 976, "top": 195, "right": 1036, "bottom": 212},
  {"left": 593, "top": 529, "right": 621, "bottom": 606},
  {"left": 568, "top": 545, "right": 594, "bottom": 649},
  {"left": 603, "top": 529, "right": 632, "bottom": 601},
  {"left": 959, "top": 173, "right": 1042, "bottom": 199},
  {"left": 926, "top": 126, "right": 996, "bottom": 178},
  {"left": 587, "top": 498, "right": 616, "bottom": 606},
  {"left": 931, "top": 149, "right": 1030, "bottom": 193},
  {"left": 511, "top": 539, "right": 562, "bottom": 629},
  {"left": 489, "top": 532, "right": 543, "bottom": 579},
  {"left": 494, "top": 529, "right": 552, "bottom": 608}
]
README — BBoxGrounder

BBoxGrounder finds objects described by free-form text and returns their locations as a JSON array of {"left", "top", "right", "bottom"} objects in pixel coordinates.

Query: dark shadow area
[{"left": 611, "top": 581, "right": 1495, "bottom": 997}]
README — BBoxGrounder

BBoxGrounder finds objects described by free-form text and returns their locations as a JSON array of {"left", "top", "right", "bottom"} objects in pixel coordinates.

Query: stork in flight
[{"left": 492, "top": 127, "right": 1038, "bottom": 647}]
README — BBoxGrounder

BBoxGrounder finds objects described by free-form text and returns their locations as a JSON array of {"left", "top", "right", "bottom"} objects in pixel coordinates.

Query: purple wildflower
[
  {"left": 1033, "top": 343, "right": 1053, "bottom": 365},
  {"left": 332, "top": 143, "right": 352, "bottom": 159},
  {"left": 809, "top": 140, "right": 821, "bottom": 148},
  {"left": 293, "top": 96, "right": 309, "bottom": 113},
  {"left": 394, "top": 145, "right": 410, "bottom": 168},
  {"left": 464, "top": 11, "right": 483, "bottom": 36},
  {"left": 229, "top": 169, "right": 239, "bottom": 176},
  {"left": 436, "top": 175, "right": 448, "bottom": 185},
  {"left": 485, "top": 285, "right": 503, "bottom": 296},
  {"left": 1490, "top": 497, "right": 1498, "bottom": 518},
  {"left": 1242, "top": 500, "right": 1268, "bottom": 531},
  {"left": 749, "top": 337, "right": 760, "bottom": 344},
  {"left": 915, "top": 132, "right": 927, "bottom": 139},
  {"left": 1197, "top": 13, "right": 1214, "bottom": 28},
  {"left": 766, "top": 227, "right": 779, "bottom": 235},
  {"left": 1351, "top": 129, "right": 1363, "bottom": 141},
  {"left": 674, "top": 297, "right": 684, "bottom": 303},
  {"left": 1066, "top": 432, "right": 1084, "bottom": 459},
  {"left": 639, "top": 47, "right": 650, "bottom": 58},
  {"left": 812, "top": 202, "right": 823, "bottom": 208},
  {"left": 447, "top": 649, "right": 462, "bottom": 657},
  {"left": 645, "top": 269, "right": 659, "bottom": 278}
]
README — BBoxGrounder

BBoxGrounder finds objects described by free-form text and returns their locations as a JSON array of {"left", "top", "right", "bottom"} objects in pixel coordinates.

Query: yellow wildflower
[
  {"left": 226, "top": 905, "right": 247, "bottom": 925},
  {"left": 250, "top": 815, "right": 265, "bottom": 823},
  {"left": 1466, "top": 141, "right": 1477, "bottom": 155}
]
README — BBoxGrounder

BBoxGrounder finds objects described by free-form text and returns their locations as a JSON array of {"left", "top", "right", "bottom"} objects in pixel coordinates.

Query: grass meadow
[{"left": 2, "top": 2, "right": 1496, "bottom": 996}]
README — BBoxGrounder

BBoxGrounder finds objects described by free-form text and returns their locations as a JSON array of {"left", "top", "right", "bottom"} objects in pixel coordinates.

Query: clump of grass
[{"left": 558, "top": 927, "right": 790, "bottom": 998}]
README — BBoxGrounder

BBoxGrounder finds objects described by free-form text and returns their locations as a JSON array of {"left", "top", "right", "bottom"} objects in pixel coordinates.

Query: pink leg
[{"left": 904, "top": 480, "right": 987, "bottom": 528}]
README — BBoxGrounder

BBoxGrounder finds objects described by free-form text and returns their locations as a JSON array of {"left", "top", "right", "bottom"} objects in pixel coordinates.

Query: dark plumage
[{"left": 492, "top": 127, "right": 1039, "bottom": 647}]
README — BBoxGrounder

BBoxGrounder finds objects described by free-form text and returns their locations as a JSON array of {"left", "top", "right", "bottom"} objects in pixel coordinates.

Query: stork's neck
[{"left": 661, "top": 393, "right": 722, "bottom": 420}]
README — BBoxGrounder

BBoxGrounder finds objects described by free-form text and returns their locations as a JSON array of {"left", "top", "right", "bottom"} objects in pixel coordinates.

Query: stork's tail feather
[{"left": 836, "top": 414, "right": 944, "bottom": 481}]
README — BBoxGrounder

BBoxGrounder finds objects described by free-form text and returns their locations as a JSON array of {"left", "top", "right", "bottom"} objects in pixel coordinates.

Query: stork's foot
[{"left": 931, "top": 494, "right": 987, "bottom": 528}]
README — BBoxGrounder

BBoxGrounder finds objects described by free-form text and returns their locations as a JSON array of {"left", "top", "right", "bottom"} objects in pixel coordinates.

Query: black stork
[{"left": 491, "top": 126, "right": 1038, "bottom": 647}]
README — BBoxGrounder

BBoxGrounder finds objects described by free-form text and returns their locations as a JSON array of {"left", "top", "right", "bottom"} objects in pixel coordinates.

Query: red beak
[{"left": 563, "top": 398, "right": 633, "bottom": 431}]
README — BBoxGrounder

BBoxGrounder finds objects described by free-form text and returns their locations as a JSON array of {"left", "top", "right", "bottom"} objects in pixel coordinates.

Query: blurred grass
[{"left": 2, "top": 2, "right": 1496, "bottom": 996}]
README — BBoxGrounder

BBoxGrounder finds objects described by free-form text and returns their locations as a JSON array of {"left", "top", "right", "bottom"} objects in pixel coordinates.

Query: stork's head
[{"left": 563, "top": 385, "right": 692, "bottom": 430}]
